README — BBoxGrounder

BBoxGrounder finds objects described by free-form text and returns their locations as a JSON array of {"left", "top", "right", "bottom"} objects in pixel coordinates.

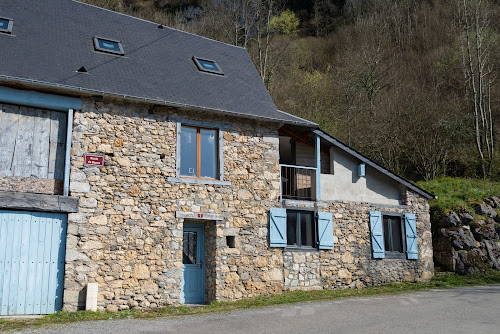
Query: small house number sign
[{"left": 84, "top": 153, "right": 105, "bottom": 167}]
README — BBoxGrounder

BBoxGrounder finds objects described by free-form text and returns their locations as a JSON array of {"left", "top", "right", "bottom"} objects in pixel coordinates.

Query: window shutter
[
  {"left": 317, "top": 211, "right": 334, "bottom": 249},
  {"left": 369, "top": 211, "right": 385, "bottom": 258},
  {"left": 404, "top": 213, "right": 418, "bottom": 259},
  {"left": 269, "top": 208, "right": 287, "bottom": 247}
]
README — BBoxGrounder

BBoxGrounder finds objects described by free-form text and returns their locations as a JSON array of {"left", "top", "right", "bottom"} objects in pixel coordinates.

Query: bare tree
[{"left": 458, "top": 0, "right": 496, "bottom": 177}]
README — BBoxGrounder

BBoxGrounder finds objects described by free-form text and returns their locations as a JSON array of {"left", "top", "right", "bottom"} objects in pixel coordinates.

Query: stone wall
[
  {"left": 433, "top": 199, "right": 500, "bottom": 275},
  {"left": 62, "top": 97, "right": 433, "bottom": 312},
  {"left": 282, "top": 189, "right": 434, "bottom": 290},
  {"left": 64, "top": 97, "right": 283, "bottom": 311}
]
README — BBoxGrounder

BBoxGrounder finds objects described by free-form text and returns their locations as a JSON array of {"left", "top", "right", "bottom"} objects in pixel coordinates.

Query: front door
[{"left": 181, "top": 223, "right": 205, "bottom": 304}]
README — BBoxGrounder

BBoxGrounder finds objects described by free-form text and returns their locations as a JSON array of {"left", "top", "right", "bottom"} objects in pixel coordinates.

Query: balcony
[{"left": 280, "top": 164, "right": 316, "bottom": 201}]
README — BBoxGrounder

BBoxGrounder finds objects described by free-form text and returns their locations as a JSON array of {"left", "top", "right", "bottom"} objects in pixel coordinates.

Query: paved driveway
[{"left": 11, "top": 285, "right": 500, "bottom": 334}]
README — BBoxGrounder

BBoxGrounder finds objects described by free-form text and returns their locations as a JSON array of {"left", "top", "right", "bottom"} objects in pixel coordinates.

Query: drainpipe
[{"left": 315, "top": 134, "right": 321, "bottom": 201}]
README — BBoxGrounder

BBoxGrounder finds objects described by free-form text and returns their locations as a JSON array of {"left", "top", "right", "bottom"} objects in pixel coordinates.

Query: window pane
[
  {"left": 180, "top": 126, "right": 197, "bottom": 177},
  {"left": 287, "top": 212, "right": 298, "bottom": 246},
  {"left": 200, "top": 128, "right": 218, "bottom": 178},
  {"left": 391, "top": 218, "right": 403, "bottom": 253},
  {"left": 98, "top": 39, "right": 121, "bottom": 52},
  {"left": 300, "top": 212, "right": 315, "bottom": 247},
  {"left": 0, "top": 19, "right": 9, "bottom": 30},
  {"left": 383, "top": 218, "right": 391, "bottom": 251},
  {"left": 182, "top": 231, "right": 197, "bottom": 264}
]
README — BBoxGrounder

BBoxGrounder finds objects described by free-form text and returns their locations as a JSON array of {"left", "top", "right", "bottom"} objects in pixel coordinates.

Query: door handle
[{"left": 199, "top": 260, "right": 203, "bottom": 269}]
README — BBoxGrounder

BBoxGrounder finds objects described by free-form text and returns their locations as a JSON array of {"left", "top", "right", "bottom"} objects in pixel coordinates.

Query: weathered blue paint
[
  {"left": 0, "top": 210, "right": 67, "bottom": 315},
  {"left": 315, "top": 134, "right": 321, "bottom": 201},
  {"left": 404, "top": 213, "right": 418, "bottom": 260},
  {"left": 0, "top": 86, "right": 81, "bottom": 112},
  {"left": 181, "top": 223, "right": 205, "bottom": 304},
  {"left": 370, "top": 211, "right": 385, "bottom": 259},
  {"left": 269, "top": 208, "right": 287, "bottom": 247},
  {"left": 317, "top": 211, "right": 334, "bottom": 249},
  {"left": 63, "top": 108, "right": 74, "bottom": 196}
]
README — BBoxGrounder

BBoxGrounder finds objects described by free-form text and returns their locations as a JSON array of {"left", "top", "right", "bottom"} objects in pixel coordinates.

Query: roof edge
[
  {"left": 277, "top": 109, "right": 318, "bottom": 127},
  {"left": 313, "top": 129, "right": 436, "bottom": 200},
  {"left": 0, "top": 76, "right": 311, "bottom": 126}
]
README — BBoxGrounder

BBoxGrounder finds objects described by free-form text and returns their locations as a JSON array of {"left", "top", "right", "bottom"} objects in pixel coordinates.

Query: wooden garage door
[{"left": 0, "top": 210, "right": 67, "bottom": 315}]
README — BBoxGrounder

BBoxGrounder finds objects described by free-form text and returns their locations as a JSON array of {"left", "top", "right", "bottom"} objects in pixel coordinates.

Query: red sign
[{"left": 84, "top": 154, "right": 104, "bottom": 167}]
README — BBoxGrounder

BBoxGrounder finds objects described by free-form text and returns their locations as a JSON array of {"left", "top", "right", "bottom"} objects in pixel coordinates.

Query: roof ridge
[{"left": 71, "top": 0, "right": 247, "bottom": 51}]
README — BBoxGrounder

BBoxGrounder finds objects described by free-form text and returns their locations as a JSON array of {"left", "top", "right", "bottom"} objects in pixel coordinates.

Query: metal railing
[{"left": 279, "top": 164, "right": 316, "bottom": 201}]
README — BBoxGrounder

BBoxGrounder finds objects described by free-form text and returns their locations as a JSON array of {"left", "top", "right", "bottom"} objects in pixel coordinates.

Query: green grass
[
  {"left": 417, "top": 177, "right": 500, "bottom": 217},
  {"left": 2, "top": 271, "right": 500, "bottom": 332}
]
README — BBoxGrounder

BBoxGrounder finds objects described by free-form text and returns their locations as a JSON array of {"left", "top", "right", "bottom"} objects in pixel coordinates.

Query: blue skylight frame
[
  {"left": 93, "top": 36, "right": 124, "bottom": 56},
  {"left": 193, "top": 57, "right": 224, "bottom": 75},
  {"left": 0, "top": 17, "right": 13, "bottom": 34}
]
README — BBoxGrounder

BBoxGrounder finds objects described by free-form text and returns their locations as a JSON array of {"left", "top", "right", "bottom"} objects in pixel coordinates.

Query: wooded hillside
[{"left": 79, "top": 0, "right": 500, "bottom": 182}]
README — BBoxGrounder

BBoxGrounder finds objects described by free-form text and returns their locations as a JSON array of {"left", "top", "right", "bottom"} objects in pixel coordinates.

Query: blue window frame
[
  {"left": 180, "top": 125, "right": 218, "bottom": 179},
  {"left": 93, "top": 37, "right": 124, "bottom": 55},
  {"left": 193, "top": 57, "right": 223, "bottom": 75},
  {"left": 0, "top": 17, "right": 13, "bottom": 34}
]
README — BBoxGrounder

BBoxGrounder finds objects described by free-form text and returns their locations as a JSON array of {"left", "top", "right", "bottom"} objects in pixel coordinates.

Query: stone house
[{"left": 0, "top": 0, "right": 434, "bottom": 315}]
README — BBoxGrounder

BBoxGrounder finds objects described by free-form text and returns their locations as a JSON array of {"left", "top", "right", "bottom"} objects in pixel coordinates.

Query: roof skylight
[
  {"left": 193, "top": 57, "right": 223, "bottom": 75},
  {"left": 93, "top": 37, "right": 124, "bottom": 55},
  {"left": 0, "top": 17, "right": 13, "bottom": 34}
]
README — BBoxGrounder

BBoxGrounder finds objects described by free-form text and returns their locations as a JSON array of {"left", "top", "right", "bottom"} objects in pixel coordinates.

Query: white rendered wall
[{"left": 320, "top": 147, "right": 401, "bottom": 205}]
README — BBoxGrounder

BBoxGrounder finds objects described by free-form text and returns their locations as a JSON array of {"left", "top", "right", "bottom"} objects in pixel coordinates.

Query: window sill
[
  {"left": 284, "top": 247, "right": 318, "bottom": 253},
  {"left": 167, "top": 177, "right": 232, "bottom": 186},
  {"left": 383, "top": 252, "right": 407, "bottom": 260}
]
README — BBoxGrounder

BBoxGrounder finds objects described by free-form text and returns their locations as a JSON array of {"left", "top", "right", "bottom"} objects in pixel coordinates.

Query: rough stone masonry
[{"left": 62, "top": 97, "right": 433, "bottom": 311}]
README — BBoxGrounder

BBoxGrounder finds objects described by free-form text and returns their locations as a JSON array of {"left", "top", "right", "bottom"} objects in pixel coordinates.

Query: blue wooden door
[
  {"left": 0, "top": 210, "right": 67, "bottom": 315},
  {"left": 181, "top": 223, "right": 205, "bottom": 304}
]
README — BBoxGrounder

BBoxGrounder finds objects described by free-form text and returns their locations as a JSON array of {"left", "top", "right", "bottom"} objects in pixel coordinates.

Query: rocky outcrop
[{"left": 433, "top": 198, "right": 500, "bottom": 275}]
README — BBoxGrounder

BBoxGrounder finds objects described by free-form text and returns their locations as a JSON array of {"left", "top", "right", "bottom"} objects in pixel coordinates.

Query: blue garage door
[{"left": 0, "top": 210, "right": 67, "bottom": 315}]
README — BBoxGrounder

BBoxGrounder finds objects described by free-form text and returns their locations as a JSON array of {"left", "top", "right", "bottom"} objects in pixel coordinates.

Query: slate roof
[{"left": 0, "top": 0, "right": 315, "bottom": 126}]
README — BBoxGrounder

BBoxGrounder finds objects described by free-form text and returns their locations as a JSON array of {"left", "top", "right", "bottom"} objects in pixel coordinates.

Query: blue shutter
[
  {"left": 317, "top": 211, "right": 334, "bottom": 249},
  {"left": 269, "top": 208, "right": 287, "bottom": 247},
  {"left": 404, "top": 213, "right": 418, "bottom": 260},
  {"left": 369, "top": 211, "right": 385, "bottom": 258}
]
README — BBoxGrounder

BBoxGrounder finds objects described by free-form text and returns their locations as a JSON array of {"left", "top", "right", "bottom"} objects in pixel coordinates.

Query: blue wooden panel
[
  {"left": 33, "top": 212, "right": 47, "bottom": 315},
  {"left": 0, "top": 213, "right": 8, "bottom": 315},
  {"left": 269, "top": 208, "right": 287, "bottom": 247},
  {"left": 40, "top": 213, "right": 53, "bottom": 314},
  {"left": 405, "top": 213, "right": 419, "bottom": 260},
  {"left": 9, "top": 212, "right": 22, "bottom": 315},
  {"left": 370, "top": 211, "right": 385, "bottom": 259},
  {"left": 317, "top": 211, "right": 334, "bottom": 250},
  {"left": 25, "top": 213, "right": 40, "bottom": 315},
  {"left": 0, "top": 210, "right": 67, "bottom": 315},
  {"left": 16, "top": 212, "right": 30, "bottom": 315}
]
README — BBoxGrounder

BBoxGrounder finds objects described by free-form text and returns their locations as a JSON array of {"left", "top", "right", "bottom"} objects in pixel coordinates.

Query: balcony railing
[{"left": 280, "top": 164, "right": 316, "bottom": 201}]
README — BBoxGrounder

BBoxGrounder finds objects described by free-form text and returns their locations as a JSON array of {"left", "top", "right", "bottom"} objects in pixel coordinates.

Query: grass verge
[
  {"left": 2, "top": 271, "right": 500, "bottom": 332},
  {"left": 416, "top": 177, "right": 500, "bottom": 217}
]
